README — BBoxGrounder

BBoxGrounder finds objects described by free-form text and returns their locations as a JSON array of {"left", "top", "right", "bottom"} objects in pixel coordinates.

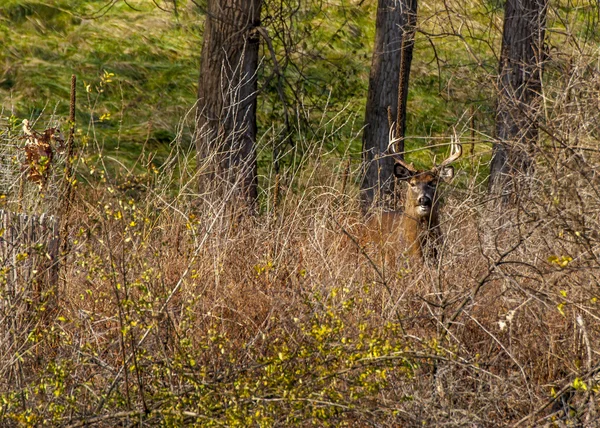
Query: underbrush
[
  {"left": 0, "top": 0, "right": 599, "bottom": 426},
  {"left": 0, "top": 124, "right": 599, "bottom": 427}
]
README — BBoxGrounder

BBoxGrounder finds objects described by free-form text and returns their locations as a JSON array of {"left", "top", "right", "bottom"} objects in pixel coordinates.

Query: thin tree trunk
[
  {"left": 489, "top": 0, "right": 548, "bottom": 198},
  {"left": 361, "top": 0, "right": 418, "bottom": 209},
  {"left": 395, "top": 0, "right": 417, "bottom": 154},
  {"left": 196, "top": 0, "right": 262, "bottom": 206}
]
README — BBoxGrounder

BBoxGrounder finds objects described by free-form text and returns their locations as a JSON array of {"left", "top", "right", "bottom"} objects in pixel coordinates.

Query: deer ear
[
  {"left": 394, "top": 162, "right": 414, "bottom": 181},
  {"left": 439, "top": 165, "right": 455, "bottom": 182}
]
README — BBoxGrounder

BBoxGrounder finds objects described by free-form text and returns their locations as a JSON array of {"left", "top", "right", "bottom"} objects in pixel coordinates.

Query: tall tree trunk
[
  {"left": 196, "top": 0, "right": 262, "bottom": 206},
  {"left": 361, "top": 0, "right": 418, "bottom": 209},
  {"left": 489, "top": 0, "right": 548, "bottom": 198}
]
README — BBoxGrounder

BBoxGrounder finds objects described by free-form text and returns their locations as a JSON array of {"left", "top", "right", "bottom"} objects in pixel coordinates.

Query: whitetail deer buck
[{"left": 365, "top": 132, "right": 462, "bottom": 262}]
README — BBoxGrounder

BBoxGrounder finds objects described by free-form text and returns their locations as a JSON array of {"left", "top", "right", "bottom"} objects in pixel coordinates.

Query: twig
[{"left": 513, "top": 363, "right": 600, "bottom": 427}]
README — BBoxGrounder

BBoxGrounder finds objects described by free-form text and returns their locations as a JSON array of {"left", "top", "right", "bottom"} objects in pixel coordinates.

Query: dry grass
[
  {"left": 0, "top": 2, "right": 599, "bottom": 425},
  {"left": 2, "top": 114, "right": 600, "bottom": 426}
]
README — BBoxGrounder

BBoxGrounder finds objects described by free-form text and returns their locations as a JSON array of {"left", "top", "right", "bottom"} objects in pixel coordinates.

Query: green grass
[
  {"left": 3, "top": 0, "right": 587, "bottom": 178},
  {"left": 0, "top": 1, "right": 200, "bottom": 168},
  {"left": 0, "top": 0, "right": 503, "bottom": 176}
]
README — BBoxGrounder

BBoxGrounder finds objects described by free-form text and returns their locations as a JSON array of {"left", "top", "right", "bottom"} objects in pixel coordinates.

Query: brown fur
[{"left": 363, "top": 171, "right": 451, "bottom": 264}]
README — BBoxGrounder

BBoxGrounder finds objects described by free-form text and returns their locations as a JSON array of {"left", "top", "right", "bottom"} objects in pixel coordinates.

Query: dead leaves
[{"left": 21, "top": 119, "right": 64, "bottom": 189}]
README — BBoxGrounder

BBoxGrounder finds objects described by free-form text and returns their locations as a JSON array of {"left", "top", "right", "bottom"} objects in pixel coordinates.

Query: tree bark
[
  {"left": 489, "top": 0, "right": 548, "bottom": 198},
  {"left": 196, "top": 0, "right": 262, "bottom": 206},
  {"left": 361, "top": 0, "right": 418, "bottom": 209}
]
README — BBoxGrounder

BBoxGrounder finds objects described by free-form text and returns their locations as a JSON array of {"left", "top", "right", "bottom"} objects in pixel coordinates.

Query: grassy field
[
  {"left": 0, "top": 0, "right": 503, "bottom": 169},
  {"left": 0, "top": 0, "right": 599, "bottom": 426}
]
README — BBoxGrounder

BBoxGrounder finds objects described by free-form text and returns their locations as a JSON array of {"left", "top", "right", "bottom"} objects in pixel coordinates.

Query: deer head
[{"left": 385, "top": 130, "right": 462, "bottom": 260}]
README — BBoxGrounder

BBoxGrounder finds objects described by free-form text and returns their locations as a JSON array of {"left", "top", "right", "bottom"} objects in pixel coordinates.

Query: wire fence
[
  {"left": 0, "top": 209, "right": 59, "bottom": 298},
  {"left": 0, "top": 116, "right": 19, "bottom": 195},
  {"left": 0, "top": 115, "right": 67, "bottom": 319}
]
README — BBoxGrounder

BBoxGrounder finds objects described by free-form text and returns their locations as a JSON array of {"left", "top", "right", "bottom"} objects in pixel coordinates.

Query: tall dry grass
[
  {"left": 1, "top": 11, "right": 600, "bottom": 428},
  {"left": 1, "top": 100, "right": 599, "bottom": 427}
]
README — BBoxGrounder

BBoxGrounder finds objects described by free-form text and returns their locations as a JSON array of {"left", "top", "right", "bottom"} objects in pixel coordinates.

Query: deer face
[
  {"left": 394, "top": 165, "right": 455, "bottom": 218},
  {"left": 384, "top": 130, "right": 462, "bottom": 261}
]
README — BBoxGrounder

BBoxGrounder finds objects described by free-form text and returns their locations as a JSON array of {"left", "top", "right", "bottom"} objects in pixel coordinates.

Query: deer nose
[{"left": 417, "top": 196, "right": 431, "bottom": 206}]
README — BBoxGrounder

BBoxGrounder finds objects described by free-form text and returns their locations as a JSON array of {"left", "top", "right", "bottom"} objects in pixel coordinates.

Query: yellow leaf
[{"left": 573, "top": 378, "right": 587, "bottom": 391}]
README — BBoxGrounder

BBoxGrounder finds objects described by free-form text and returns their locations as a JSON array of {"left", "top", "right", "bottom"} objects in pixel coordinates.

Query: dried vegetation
[
  {"left": 2, "top": 85, "right": 600, "bottom": 427},
  {"left": 0, "top": 1, "right": 599, "bottom": 427}
]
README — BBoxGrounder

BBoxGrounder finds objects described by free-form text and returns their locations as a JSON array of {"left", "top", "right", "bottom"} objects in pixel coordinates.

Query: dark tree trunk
[
  {"left": 361, "top": 0, "right": 418, "bottom": 209},
  {"left": 489, "top": 0, "right": 548, "bottom": 198},
  {"left": 196, "top": 0, "right": 262, "bottom": 206},
  {"left": 394, "top": 0, "right": 417, "bottom": 153}
]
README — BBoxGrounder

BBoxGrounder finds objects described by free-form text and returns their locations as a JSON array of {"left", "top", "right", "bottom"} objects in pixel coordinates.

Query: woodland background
[{"left": 0, "top": 0, "right": 599, "bottom": 426}]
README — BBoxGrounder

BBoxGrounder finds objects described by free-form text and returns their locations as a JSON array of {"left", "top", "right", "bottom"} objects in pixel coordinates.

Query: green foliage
[
  {"left": 0, "top": 0, "right": 200, "bottom": 166},
  {"left": 154, "top": 308, "right": 414, "bottom": 425},
  {"left": 0, "top": 0, "right": 502, "bottom": 176}
]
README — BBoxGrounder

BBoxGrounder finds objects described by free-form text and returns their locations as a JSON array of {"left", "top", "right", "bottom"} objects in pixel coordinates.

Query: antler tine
[
  {"left": 387, "top": 125, "right": 400, "bottom": 157},
  {"left": 387, "top": 125, "right": 417, "bottom": 172},
  {"left": 437, "top": 135, "right": 462, "bottom": 169}
]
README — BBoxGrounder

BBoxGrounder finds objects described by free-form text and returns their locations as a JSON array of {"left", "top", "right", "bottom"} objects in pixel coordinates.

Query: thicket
[{"left": 0, "top": 0, "right": 599, "bottom": 426}]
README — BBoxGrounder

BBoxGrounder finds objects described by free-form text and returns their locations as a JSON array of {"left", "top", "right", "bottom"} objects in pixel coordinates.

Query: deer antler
[
  {"left": 436, "top": 135, "right": 462, "bottom": 170},
  {"left": 387, "top": 125, "right": 417, "bottom": 173}
]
